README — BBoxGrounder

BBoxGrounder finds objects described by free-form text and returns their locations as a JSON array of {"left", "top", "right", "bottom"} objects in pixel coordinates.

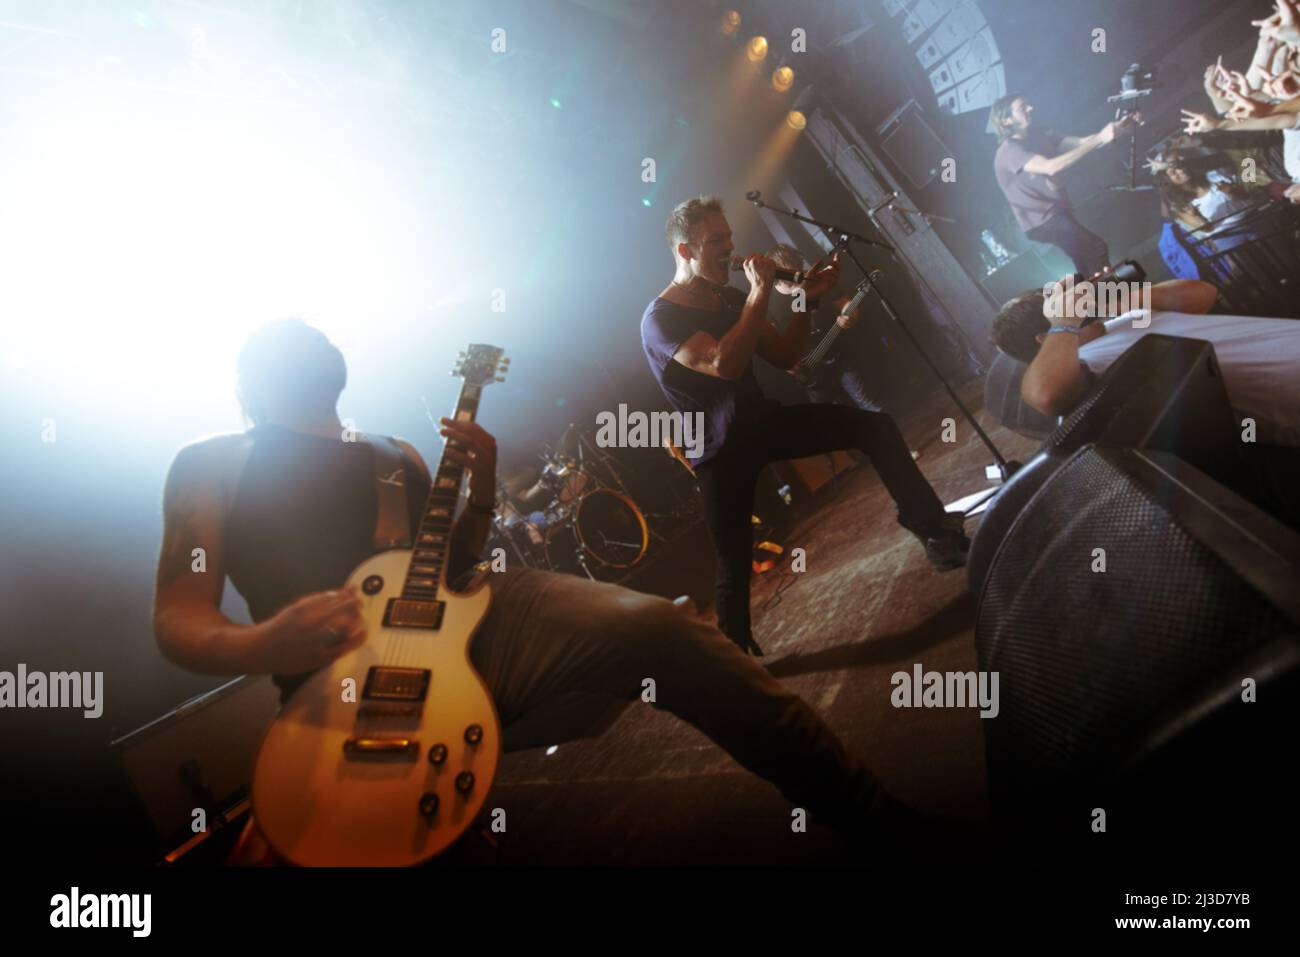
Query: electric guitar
[
  {"left": 790, "top": 276, "right": 876, "bottom": 388},
  {"left": 252, "top": 343, "right": 508, "bottom": 866}
]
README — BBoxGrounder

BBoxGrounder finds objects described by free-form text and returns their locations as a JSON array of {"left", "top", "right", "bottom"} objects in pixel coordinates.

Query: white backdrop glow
[{"left": 1, "top": 75, "right": 447, "bottom": 418}]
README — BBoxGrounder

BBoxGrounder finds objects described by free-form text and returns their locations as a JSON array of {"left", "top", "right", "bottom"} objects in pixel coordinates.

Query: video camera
[{"left": 1109, "top": 63, "right": 1158, "bottom": 118}]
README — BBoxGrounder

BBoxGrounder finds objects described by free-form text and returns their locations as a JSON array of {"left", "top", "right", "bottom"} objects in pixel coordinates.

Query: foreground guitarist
[{"left": 152, "top": 319, "right": 940, "bottom": 863}]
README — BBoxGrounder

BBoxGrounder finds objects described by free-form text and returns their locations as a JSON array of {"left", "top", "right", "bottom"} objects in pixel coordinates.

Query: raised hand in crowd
[
  {"left": 1181, "top": 109, "right": 1221, "bottom": 135},
  {"left": 1253, "top": 0, "right": 1300, "bottom": 46},
  {"left": 1226, "top": 88, "right": 1279, "bottom": 121},
  {"left": 1204, "top": 59, "right": 1237, "bottom": 113}
]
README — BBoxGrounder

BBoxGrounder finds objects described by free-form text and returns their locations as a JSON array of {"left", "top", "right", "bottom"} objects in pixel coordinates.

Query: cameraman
[{"left": 990, "top": 93, "right": 1133, "bottom": 277}]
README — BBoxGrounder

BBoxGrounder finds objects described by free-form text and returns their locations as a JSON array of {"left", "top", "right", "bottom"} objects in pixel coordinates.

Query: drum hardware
[
  {"left": 491, "top": 424, "right": 658, "bottom": 579},
  {"left": 543, "top": 487, "right": 649, "bottom": 581}
]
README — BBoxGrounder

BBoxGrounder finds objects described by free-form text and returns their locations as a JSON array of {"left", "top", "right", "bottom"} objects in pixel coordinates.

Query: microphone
[
  {"left": 745, "top": 190, "right": 762, "bottom": 202},
  {"left": 729, "top": 256, "right": 804, "bottom": 284}
]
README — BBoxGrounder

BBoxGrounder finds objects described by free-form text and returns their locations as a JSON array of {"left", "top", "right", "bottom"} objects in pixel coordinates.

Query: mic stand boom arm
[{"left": 746, "top": 192, "right": 1019, "bottom": 480}]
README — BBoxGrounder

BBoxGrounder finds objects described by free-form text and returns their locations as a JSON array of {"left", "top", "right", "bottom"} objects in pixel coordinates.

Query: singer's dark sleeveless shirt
[
  {"left": 223, "top": 423, "right": 431, "bottom": 702},
  {"left": 640, "top": 285, "right": 777, "bottom": 465}
]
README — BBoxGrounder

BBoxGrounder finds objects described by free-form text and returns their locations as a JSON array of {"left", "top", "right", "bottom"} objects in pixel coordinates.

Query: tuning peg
[
  {"left": 494, "top": 376, "right": 505, "bottom": 382},
  {"left": 500, "top": 357, "right": 510, "bottom": 364},
  {"left": 498, "top": 365, "right": 508, "bottom": 373}
]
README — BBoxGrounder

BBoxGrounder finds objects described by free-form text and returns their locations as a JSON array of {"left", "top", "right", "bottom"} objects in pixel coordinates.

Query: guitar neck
[
  {"left": 800, "top": 282, "right": 870, "bottom": 366},
  {"left": 802, "top": 323, "right": 844, "bottom": 366},
  {"left": 401, "top": 382, "right": 482, "bottom": 599}
]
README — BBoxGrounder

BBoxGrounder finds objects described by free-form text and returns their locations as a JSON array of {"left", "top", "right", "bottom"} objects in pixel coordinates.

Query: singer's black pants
[
  {"left": 1026, "top": 209, "right": 1109, "bottom": 279},
  {"left": 693, "top": 403, "right": 948, "bottom": 652}
]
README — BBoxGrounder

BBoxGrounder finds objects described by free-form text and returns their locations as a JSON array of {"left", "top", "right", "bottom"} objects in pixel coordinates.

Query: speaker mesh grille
[{"left": 976, "top": 447, "right": 1292, "bottom": 785}]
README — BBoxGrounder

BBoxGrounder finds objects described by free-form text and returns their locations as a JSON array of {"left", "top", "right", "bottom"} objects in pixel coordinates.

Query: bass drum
[{"left": 544, "top": 488, "right": 649, "bottom": 579}]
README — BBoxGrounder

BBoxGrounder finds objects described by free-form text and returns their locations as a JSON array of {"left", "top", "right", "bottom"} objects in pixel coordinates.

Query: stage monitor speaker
[
  {"left": 973, "top": 334, "right": 1242, "bottom": 595},
  {"left": 1044, "top": 333, "right": 1245, "bottom": 487},
  {"left": 980, "top": 249, "right": 1052, "bottom": 306},
  {"left": 966, "top": 448, "right": 1069, "bottom": 597},
  {"left": 982, "top": 349, "right": 1060, "bottom": 441},
  {"left": 110, "top": 675, "right": 280, "bottom": 856},
  {"left": 974, "top": 444, "right": 1300, "bottom": 847}
]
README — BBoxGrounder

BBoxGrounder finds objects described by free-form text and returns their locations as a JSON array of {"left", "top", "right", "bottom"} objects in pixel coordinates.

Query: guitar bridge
[{"left": 342, "top": 738, "right": 419, "bottom": 759}]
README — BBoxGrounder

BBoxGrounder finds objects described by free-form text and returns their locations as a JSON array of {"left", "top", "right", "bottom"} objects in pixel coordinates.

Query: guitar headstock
[{"left": 452, "top": 343, "right": 508, "bottom": 388}]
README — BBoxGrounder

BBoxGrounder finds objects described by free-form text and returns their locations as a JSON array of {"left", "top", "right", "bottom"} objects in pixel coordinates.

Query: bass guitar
[{"left": 790, "top": 277, "right": 875, "bottom": 387}]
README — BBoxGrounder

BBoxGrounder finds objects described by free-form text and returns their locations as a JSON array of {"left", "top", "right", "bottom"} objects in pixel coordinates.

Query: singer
[
  {"left": 639, "top": 195, "right": 969, "bottom": 657},
  {"left": 990, "top": 94, "right": 1129, "bottom": 278}
]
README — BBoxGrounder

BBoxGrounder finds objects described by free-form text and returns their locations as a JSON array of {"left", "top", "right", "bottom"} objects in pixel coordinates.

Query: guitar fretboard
[
  {"left": 801, "top": 322, "right": 845, "bottom": 367},
  {"left": 799, "top": 281, "right": 872, "bottom": 369},
  {"left": 401, "top": 383, "right": 481, "bottom": 599}
]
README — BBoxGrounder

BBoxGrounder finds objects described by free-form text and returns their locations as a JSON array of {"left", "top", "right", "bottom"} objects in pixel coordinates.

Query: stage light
[
  {"left": 788, "top": 84, "right": 818, "bottom": 123},
  {"left": 746, "top": 36, "right": 768, "bottom": 62},
  {"left": 771, "top": 65, "right": 794, "bottom": 92},
  {"left": 722, "top": 10, "right": 741, "bottom": 35},
  {"left": 642, "top": 197, "right": 652, "bottom": 207},
  {"left": 550, "top": 97, "right": 563, "bottom": 109}
]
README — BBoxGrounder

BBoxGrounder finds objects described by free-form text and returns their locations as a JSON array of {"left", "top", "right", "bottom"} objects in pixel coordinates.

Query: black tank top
[{"left": 224, "top": 423, "right": 431, "bottom": 700}]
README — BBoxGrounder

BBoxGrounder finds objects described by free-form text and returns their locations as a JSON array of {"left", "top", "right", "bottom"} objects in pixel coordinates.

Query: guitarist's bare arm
[
  {"left": 153, "top": 436, "right": 366, "bottom": 676},
  {"left": 153, "top": 434, "right": 257, "bottom": 670},
  {"left": 152, "top": 436, "right": 271, "bottom": 674}
]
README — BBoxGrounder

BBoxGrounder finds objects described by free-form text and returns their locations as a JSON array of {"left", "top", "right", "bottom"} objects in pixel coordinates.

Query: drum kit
[{"left": 490, "top": 425, "right": 653, "bottom": 581}]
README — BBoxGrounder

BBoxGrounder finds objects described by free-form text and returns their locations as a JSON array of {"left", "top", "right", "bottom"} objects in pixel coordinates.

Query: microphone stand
[
  {"left": 747, "top": 192, "right": 1020, "bottom": 485},
  {"left": 890, "top": 202, "right": 959, "bottom": 225}
]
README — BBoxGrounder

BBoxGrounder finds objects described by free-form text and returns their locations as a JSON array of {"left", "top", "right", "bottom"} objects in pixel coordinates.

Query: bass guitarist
[{"left": 768, "top": 243, "right": 885, "bottom": 413}]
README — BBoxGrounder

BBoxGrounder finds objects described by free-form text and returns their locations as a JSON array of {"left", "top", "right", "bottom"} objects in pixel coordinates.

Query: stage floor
[{"left": 487, "top": 381, "right": 1041, "bottom": 864}]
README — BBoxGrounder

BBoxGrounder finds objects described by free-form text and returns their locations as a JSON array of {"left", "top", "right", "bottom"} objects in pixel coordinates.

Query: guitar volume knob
[
  {"left": 464, "top": 724, "right": 483, "bottom": 745},
  {"left": 455, "top": 771, "right": 475, "bottom": 794},
  {"left": 428, "top": 744, "right": 448, "bottom": 766},
  {"left": 419, "top": 792, "right": 439, "bottom": 819}
]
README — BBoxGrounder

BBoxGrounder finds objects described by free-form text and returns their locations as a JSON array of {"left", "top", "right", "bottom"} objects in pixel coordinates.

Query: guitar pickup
[
  {"left": 383, "top": 598, "right": 445, "bottom": 630},
  {"left": 362, "top": 667, "right": 431, "bottom": 703}
]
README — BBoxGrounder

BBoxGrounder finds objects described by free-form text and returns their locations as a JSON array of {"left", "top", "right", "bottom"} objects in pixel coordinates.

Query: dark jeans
[
  {"left": 694, "top": 403, "right": 948, "bottom": 650},
  {"left": 807, "top": 364, "right": 884, "bottom": 412},
  {"left": 1026, "top": 209, "right": 1109, "bottom": 279}
]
